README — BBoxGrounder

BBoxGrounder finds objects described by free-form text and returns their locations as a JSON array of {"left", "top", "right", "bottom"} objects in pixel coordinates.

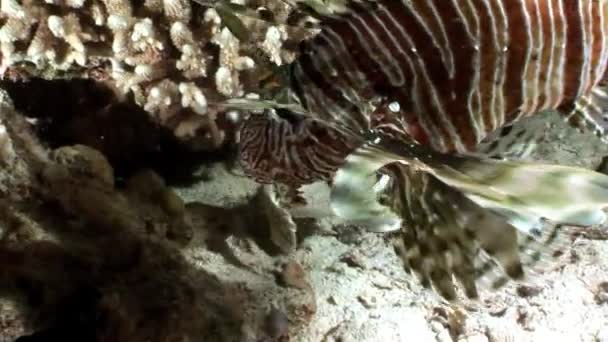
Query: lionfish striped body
[
  {"left": 242, "top": 0, "right": 608, "bottom": 183},
  {"left": 292, "top": 0, "right": 608, "bottom": 153},
  {"left": 238, "top": 0, "right": 608, "bottom": 299}
]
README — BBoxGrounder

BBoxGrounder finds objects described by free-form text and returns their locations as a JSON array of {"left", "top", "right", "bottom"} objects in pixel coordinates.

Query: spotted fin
[
  {"left": 349, "top": 135, "right": 608, "bottom": 231},
  {"left": 471, "top": 115, "right": 546, "bottom": 161},
  {"left": 433, "top": 155, "right": 608, "bottom": 231},
  {"left": 385, "top": 165, "right": 569, "bottom": 299},
  {"left": 564, "top": 86, "right": 608, "bottom": 142},
  {"left": 331, "top": 137, "right": 608, "bottom": 298}
]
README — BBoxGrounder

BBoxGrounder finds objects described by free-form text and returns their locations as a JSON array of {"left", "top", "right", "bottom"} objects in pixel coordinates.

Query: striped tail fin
[
  {"left": 385, "top": 165, "right": 570, "bottom": 299},
  {"left": 331, "top": 136, "right": 608, "bottom": 299}
]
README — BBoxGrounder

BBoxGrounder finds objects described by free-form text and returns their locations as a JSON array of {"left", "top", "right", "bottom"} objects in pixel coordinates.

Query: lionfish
[{"left": 233, "top": 0, "right": 608, "bottom": 299}]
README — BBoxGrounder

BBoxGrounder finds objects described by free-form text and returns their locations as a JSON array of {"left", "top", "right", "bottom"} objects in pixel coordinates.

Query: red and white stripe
[{"left": 293, "top": 0, "right": 608, "bottom": 153}]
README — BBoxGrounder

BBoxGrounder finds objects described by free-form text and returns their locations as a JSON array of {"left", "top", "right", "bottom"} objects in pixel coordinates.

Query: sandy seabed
[{"left": 175, "top": 111, "right": 608, "bottom": 342}]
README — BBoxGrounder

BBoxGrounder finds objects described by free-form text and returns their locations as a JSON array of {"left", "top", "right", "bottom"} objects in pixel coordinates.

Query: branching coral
[{"left": 0, "top": 0, "right": 307, "bottom": 150}]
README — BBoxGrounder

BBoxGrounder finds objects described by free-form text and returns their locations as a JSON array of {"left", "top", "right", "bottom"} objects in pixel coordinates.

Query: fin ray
[
  {"left": 381, "top": 164, "right": 572, "bottom": 299},
  {"left": 331, "top": 139, "right": 608, "bottom": 298},
  {"left": 470, "top": 115, "right": 545, "bottom": 161},
  {"left": 564, "top": 86, "right": 608, "bottom": 142}
]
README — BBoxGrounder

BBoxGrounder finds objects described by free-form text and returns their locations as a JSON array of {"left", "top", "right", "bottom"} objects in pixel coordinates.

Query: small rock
[
  {"left": 324, "top": 263, "right": 346, "bottom": 275},
  {"left": 483, "top": 299, "right": 507, "bottom": 317},
  {"left": 487, "top": 306, "right": 507, "bottom": 317},
  {"left": 369, "top": 311, "right": 381, "bottom": 319},
  {"left": 516, "top": 284, "right": 543, "bottom": 298},
  {"left": 447, "top": 308, "right": 467, "bottom": 339},
  {"left": 431, "top": 306, "right": 467, "bottom": 340},
  {"left": 357, "top": 293, "right": 378, "bottom": 309},
  {"left": 264, "top": 308, "right": 289, "bottom": 340},
  {"left": 333, "top": 224, "right": 365, "bottom": 245},
  {"left": 280, "top": 261, "right": 310, "bottom": 290},
  {"left": 370, "top": 274, "right": 394, "bottom": 290},
  {"left": 432, "top": 307, "right": 449, "bottom": 321},
  {"left": 515, "top": 305, "right": 536, "bottom": 331},
  {"left": 339, "top": 251, "right": 366, "bottom": 269},
  {"left": 594, "top": 282, "right": 608, "bottom": 304},
  {"left": 326, "top": 296, "right": 338, "bottom": 305}
]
